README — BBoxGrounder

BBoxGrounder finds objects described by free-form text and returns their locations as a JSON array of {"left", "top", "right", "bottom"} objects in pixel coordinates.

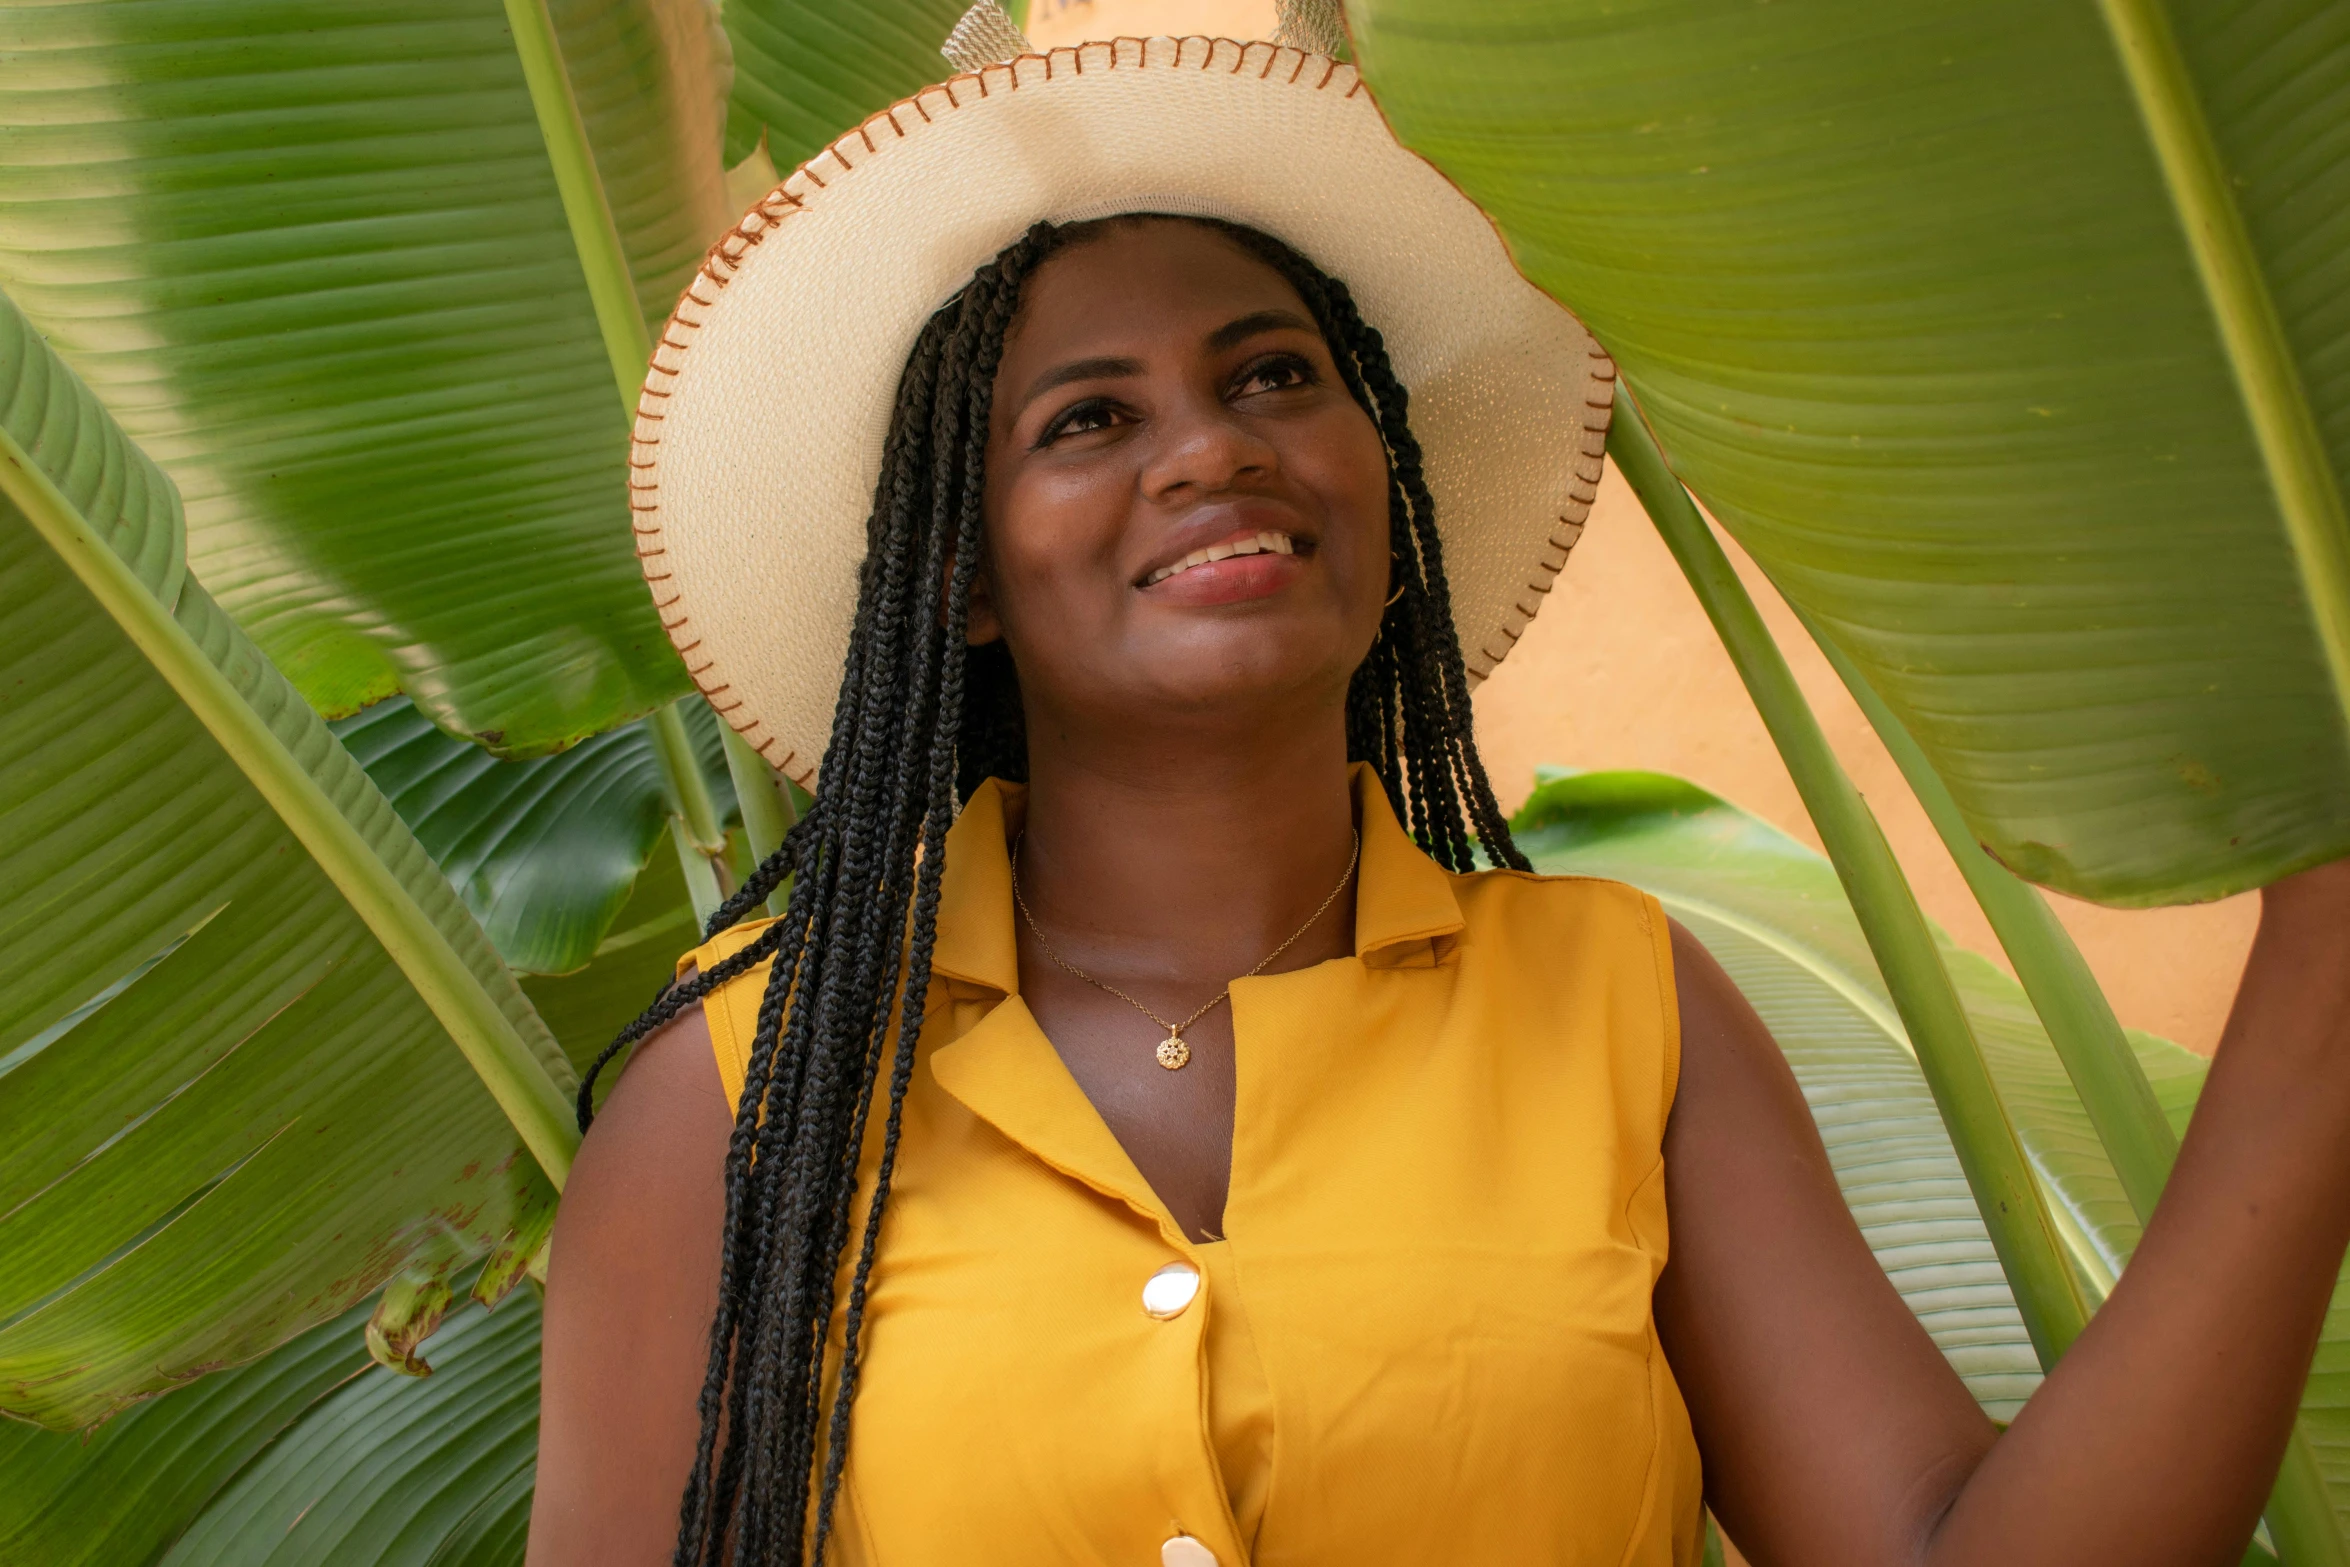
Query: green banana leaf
[
  {"left": 720, "top": 0, "right": 971, "bottom": 169},
  {"left": 0, "top": 1281, "right": 541, "bottom": 1567},
  {"left": 519, "top": 839, "right": 705, "bottom": 1078},
  {"left": 0, "top": 294, "right": 573, "bottom": 1430},
  {"left": 1518, "top": 767, "right": 2350, "bottom": 1533},
  {"left": 0, "top": 0, "right": 732, "bottom": 755},
  {"left": 336, "top": 691, "right": 729, "bottom": 1082},
  {"left": 1353, "top": 0, "right": 2350, "bottom": 908},
  {"left": 334, "top": 694, "right": 731, "bottom": 978},
  {"left": 159, "top": 1290, "right": 541, "bottom": 1567}
]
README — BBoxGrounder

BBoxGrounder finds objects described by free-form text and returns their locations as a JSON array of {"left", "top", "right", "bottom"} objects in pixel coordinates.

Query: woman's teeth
[{"left": 1145, "top": 530, "right": 1297, "bottom": 586}]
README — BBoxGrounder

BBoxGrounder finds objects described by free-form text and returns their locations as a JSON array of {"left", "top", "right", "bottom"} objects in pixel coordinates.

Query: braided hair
[{"left": 577, "top": 213, "right": 1529, "bottom": 1566}]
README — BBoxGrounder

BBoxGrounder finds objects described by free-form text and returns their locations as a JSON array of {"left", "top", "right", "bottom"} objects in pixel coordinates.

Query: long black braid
[{"left": 575, "top": 213, "right": 1529, "bottom": 1567}]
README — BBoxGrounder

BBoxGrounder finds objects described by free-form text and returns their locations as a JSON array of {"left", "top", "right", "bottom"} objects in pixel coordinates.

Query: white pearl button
[
  {"left": 1162, "top": 1535, "right": 1219, "bottom": 1567},
  {"left": 1140, "top": 1261, "right": 1200, "bottom": 1320}
]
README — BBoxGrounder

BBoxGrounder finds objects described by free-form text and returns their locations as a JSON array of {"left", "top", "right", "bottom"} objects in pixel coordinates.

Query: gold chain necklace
[{"left": 1010, "top": 829, "right": 1361, "bottom": 1071}]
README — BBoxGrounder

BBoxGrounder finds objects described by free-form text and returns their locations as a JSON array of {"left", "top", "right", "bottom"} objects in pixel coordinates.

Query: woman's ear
[{"left": 961, "top": 557, "right": 1004, "bottom": 646}]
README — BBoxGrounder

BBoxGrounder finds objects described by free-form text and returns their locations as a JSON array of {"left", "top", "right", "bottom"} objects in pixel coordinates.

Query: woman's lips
[
  {"left": 1143, "top": 528, "right": 1298, "bottom": 586},
  {"left": 1137, "top": 526, "right": 1309, "bottom": 606},
  {"left": 1138, "top": 548, "right": 1306, "bottom": 606}
]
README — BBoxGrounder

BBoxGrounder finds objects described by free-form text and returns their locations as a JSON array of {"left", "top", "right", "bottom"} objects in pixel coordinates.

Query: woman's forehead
[{"left": 1003, "top": 220, "right": 1316, "bottom": 361}]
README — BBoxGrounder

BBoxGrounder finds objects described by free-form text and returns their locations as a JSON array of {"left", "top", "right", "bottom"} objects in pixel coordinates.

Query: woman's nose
[{"left": 1139, "top": 395, "right": 1277, "bottom": 500}]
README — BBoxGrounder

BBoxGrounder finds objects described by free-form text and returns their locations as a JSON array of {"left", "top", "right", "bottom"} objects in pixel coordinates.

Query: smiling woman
[{"left": 525, "top": 18, "right": 2350, "bottom": 1567}]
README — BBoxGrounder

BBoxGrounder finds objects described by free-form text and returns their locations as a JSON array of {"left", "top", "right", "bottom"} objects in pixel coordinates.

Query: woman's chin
[{"left": 1122, "top": 634, "right": 1363, "bottom": 724}]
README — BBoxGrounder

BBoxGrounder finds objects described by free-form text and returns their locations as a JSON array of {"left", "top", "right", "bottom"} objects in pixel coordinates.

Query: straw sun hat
[{"left": 630, "top": 1, "right": 1616, "bottom": 787}]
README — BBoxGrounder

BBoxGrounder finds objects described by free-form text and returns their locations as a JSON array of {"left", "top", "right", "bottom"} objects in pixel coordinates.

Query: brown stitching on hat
[
  {"left": 1315, "top": 57, "right": 1340, "bottom": 88},
  {"left": 1346, "top": 77, "right": 1366, "bottom": 97},
  {"left": 857, "top": 124, "right": 876, "bottom": 154},
  {"left": 912, "top": 95, "right": 933, "bottom": 124}
]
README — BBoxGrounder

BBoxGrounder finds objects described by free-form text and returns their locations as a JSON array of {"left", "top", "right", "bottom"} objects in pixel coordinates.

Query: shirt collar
[{"left": 927, "top": 761, "right": 1465, "bottom": 998}]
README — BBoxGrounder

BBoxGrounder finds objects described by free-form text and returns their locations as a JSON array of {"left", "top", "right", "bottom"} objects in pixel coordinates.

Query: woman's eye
[
  {"left": 1232, "top": 354, "right": 1316, "bottom": 398},
  {"left": 1037, "top": 399, "right": 1121, "bottom": 446}
]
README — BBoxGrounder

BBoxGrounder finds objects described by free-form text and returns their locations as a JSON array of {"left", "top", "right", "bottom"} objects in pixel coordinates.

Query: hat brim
[{"left": 632, "top": 35, "right": 1615, "bottom": 787}]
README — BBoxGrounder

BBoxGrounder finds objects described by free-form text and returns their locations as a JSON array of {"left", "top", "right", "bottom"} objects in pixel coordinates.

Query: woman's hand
[{"left": 1662, "top": 847, "right": 2350, "bottom": 1567}]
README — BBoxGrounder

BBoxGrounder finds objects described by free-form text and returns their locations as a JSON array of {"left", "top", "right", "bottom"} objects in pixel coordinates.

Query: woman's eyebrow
[
  {"left": 1206, "top": 308, "right": 1317, "bottom": 351},
  {"left": 1018, "top": 355, "right": 1140, "bottom": 413}
]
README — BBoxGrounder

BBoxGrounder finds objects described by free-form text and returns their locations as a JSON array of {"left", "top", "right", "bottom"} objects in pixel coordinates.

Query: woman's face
[{"left": 973, "top": 219, "right": 1392, "bottom": 744}]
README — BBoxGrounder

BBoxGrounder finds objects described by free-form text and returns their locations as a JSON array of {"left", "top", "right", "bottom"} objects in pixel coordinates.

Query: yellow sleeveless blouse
[{"left": 681, "top": 765, "right": 1702, "bottom": 1565}]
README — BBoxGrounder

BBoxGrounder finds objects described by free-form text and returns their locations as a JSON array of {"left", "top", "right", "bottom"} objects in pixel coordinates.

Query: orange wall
[{"left": 1027, "top": 0, "right": 1274, "bottom": 41}]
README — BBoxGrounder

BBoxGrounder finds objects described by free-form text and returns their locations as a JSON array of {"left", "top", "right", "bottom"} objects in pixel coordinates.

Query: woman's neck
[{"left": 1010, "top": 706, "right": 1361, "bottom": 985}]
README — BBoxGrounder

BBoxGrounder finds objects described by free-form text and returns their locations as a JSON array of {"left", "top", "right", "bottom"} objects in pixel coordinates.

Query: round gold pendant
[{"left": 1155, "top": 1034, "right": 1191, "bottom": 1071}]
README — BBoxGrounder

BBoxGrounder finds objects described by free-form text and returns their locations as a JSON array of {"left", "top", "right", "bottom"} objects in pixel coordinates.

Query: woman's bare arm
[
  {"left": 528, "top": 993, "right": 731, "bottom": 1567},
  {"left": 1660, "top": 857, "right": 2350, "bottom": 1566}
]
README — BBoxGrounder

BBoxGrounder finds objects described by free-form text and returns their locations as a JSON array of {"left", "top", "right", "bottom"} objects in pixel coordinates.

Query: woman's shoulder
[
  {"left": 679, "top": 913, "right": 785, "bottom": 986},
  {"left": 1445, "top": 862, "right": 1678, "bottom": 1005},
  {"left": 1450, "top": 861, "right": 1668, "bottom": 937},
  {"left": 675, "top": 915, "right": 785, "bottom": 1108}
]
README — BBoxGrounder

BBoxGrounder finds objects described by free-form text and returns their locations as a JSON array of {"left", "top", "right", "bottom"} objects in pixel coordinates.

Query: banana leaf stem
[
  {"left": 1607, "top": 397, "right": 2088, "bottom": 1367},
  {"left": 501, "top": 0, "right": 652, "bottom": 400},
  {"left": 720, "top": 726, "right": 796, "bottom": 916},
  {"left": 2095, "top": 0, "right": 2350, "bottom": 737},
  {"left": 720, "top": 725, "right": 795, "bottom": 864},
  {"left": 665, "top": 814, "right": 724, "bottom": 925},
  {"left": 1, "top": 432, "right": 580, "bottom": 1188},
  {"left": 1792, "top": 608, "right": 2180, "bottom": 1221},
  {"left": 647, "top": 703, "right": 726, "bottom": 922},
  {"left": 505, "top": 0, "right": 747, "bottom": 929}
]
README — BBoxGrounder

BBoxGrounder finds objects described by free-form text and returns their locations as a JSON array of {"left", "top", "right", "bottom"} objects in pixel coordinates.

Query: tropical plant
[{"left": 2, "top": 0, "right": 2345, "bottom": 1560}]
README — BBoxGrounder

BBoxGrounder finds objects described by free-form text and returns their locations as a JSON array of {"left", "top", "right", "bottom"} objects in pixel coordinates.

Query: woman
[{"left": 530, "top": 25, "right": 2350, "bottom": 1567}]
